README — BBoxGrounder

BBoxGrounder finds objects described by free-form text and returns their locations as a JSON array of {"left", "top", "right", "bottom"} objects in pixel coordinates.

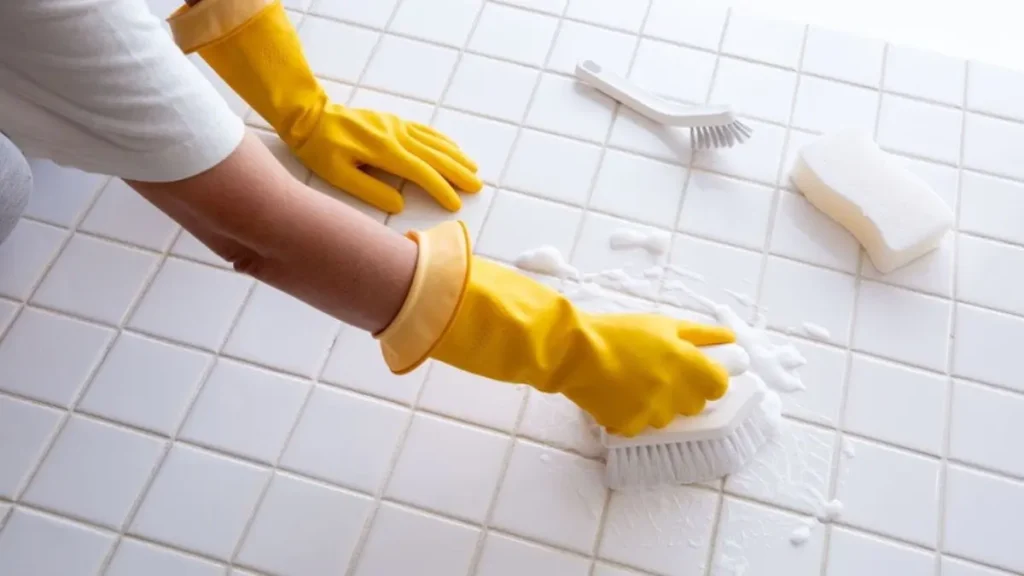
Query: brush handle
[{"left": 574, "top": 59, "right": 733, "bottom": 127}]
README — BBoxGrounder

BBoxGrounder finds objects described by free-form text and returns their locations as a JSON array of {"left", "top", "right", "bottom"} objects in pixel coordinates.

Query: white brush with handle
[
  {"left": 603, "top": 343, "right": 781, "bottom": 490},
  {"left": 575, "top": 59, "right": 752, "bottom": 149}
]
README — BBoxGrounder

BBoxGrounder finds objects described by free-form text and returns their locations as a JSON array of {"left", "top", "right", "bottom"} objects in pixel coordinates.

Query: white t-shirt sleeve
[{"left": 0, "top": 0, "right": 245, "bottom": 182}]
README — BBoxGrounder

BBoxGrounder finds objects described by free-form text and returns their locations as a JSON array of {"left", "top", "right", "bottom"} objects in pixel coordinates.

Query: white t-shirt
[{"left": 0, "top": 0, "right": 245, "bottom": 182}]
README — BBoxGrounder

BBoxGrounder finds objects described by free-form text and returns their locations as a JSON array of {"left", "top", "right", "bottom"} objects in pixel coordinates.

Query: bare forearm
[{"left": 129, "top": 131, "right": 417, "bottom": 332}]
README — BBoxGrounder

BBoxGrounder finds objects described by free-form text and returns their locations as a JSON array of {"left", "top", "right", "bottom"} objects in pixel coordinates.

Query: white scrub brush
[
  {"left": 575, "top": 59, "right": 753, "bottom": 149},
  {"left": 603, "top": 344, "right": 781, "bottom": 490}
]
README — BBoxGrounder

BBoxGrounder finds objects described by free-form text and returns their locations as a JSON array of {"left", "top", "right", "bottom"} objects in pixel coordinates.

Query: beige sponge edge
[{"left": 790, "top": 132, "right": 954, "bottom": 274}]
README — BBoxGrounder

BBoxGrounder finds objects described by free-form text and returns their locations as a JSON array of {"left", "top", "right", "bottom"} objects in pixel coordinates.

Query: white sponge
[{"left": 790, "top": 131, "right": 953, "bottom": 274}]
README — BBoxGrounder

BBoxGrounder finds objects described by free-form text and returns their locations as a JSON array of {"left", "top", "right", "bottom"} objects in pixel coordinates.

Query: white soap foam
[
  {"left": 666, "top": 264, "right": 706, "bottom": 283},
  {"left": 789, "top": 524, "right": 812, "bottom": 546},
  {"left": 514, "top": 246, "right": 579, "bottom": 279},
  {"left": 841, "top": 438, "right": 856, "bottom": 458},
  {"left": 609, "top": 228, "right": 670, "bottom": 255},
  {"left": 642, "top": 266, "right": 665, "bottom": 279},
  {"left": 819, "top": 499, "right": 844, "bottom": 522},
  {"left": 725, "top": 289, "right": 755, "bottom": 307},
  {"left": 801, "top": 322, "right": 831, "bottom": 340}
]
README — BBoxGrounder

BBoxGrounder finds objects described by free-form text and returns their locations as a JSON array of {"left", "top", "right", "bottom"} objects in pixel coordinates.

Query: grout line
[{"left": 934, "top": 58, "right": 970, "bottom": 574}]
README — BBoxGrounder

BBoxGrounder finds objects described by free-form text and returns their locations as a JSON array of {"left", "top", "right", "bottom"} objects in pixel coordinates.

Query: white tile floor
[{"left": 2, "top": 1, "right": 1024, "bottom": 575}]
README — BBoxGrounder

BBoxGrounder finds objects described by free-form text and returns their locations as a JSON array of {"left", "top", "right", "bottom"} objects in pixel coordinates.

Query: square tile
[
  {"left": 779, "top": 338, "right": 847, "bottom": 426},
  {"left": 663, "top": 234, "right": 762, "bottom": 317},
  {"left": 643, "top": 0, "right": 728, "bottom": 50},
  {"left": 836, "top": 438, "right": 940, "bottom": 545},
  {"left": 107, "top": 539, "right": 224, "bottom": 576},
  {"left": 469, "top": 3, "right": 558, "bottom": 66},
  {"left": 33, "top": 234, "right": 157, "bottom": 325},
  {"left": 321, "top": 326, "right": 429, "bottom": 404},
  {"left": 418, "top": 362, "right": 527, "bottom": 432},
  {"left": 0, "top": 396, "right": 62, "bottom": 498},
  {"left": 590, "top": 150, "right": 687, "bottom": 228},
  {"left": 492, "top": 440, "right": 607, "bottom": 553},
  {"left": 444, "top": 54, "right": 539, "bottom": 122},
  {"left": 362, "top": 36, "right": 458, "bottom": 101},
  {"left": 608, "top": 107, "right": 693, "bottom": 165},
  {"left": 802, "top": 27, "right": 884, "bottom": 86},
  {"left": 770, "top": 190, "right": 860, "bottom": 273},
  {"left": 826, "top": 527, "right": 933, "bottom": 576},
  {"left": 504, "top": 130, "right": 602, "bottom": 205},
  {"left": 548, "top": 21, "right": 637, "bottom": 76},
  {"left": 0, "top": 307, "right": 114, "bottom": 406},
  {"left": 432, "top": 110, "right": 516, "bottom": 185},
  {"left": 759, "top": 256, "right": 856, "bottom": 346},
  {"left": 80, "top": 179, "right": 178, "bottom": 251},
  {"left": 298, "top": 16, "right": 378, "bottom": 83},
  {"left": 678, "top": 171, "right": 775, "bottom": 250},
  {"left": 0, "top": 508, "right": 115, "bottom": 576},
  {"left": 722, "top": 11, "right": 805, "bottom": 69},
  {"left": 171, "top": 231, "right": 231, "bottom": 269},
  {"left": 861, "top": 231, "right": 954, "bottom": 298},
  {"left": 629, "top": 39, "right": 716, "bottom": 104},
  {"left": 348, "top": 88, "right": 434, "bottom": 123},
  {"left": 237, "top": 473, "right": 372, "bottom": 576},
  {"left": 711, "top": 497, "right": 825, "bottom": 576},
  {"left": 896, "top": 155, "right": 959, "bottom": 209},
  {"left": 692, "top": 120, "right": 787, "bottom": 185},
  {"left": 792, "top": 76, "right": 879, "bottom": 134},
  {"left": 942, "top": 558, "right": 1017, "bottom": 576},
  {"left": 386, "top": 413, "right": 509, "bottom": 522},
  {"left": 131, "top": 444, "right": 270, "bottom": 560},
  {"left": 180, "top": 359, "right": 309, "bottom": 464},
  {"left": 25, "top": 160, "right": 107, "bottom": 227},
  {"left": 281, "top": 385, "right": 408, "bottom": 492},
  {"left": 0, "top": 298, "right": 15, "bottom": 334},
  {"left": 950, "top": 380, "right": 1024, "bottom": 477},
  {"left": 389, "top": 185, "right": 495, "bottom": 241},
  {"left": 23, "top": 416, "right": 164, "bottom": 529},
  {"left": 853, "top": 280, "right": 951, "bottom": 371},
  {"left": 877, "top": 94, "right": 962, "bottom": 164},
  {"left": 726, "top": 419, "right": 836, "bottom": 514},
  {"left": 710, "top": 57, "right": 797, "bottom": 124},
  {"left": 957, "top": 234, "right": 1024, "bottom": 316},
  {"left": 963, "top": 113, "right": 1024, "bottom": 181},
  {"left": 129, "top": 257, "right": 252, "bottom": 350},
  {"left": 884, "top": 44, "right": 965, "bottom": 106},
  {"left": 845, "top": 354, "right": 947, "bottom": 454},
  {"left": 0, "top": 219, "right": 65, "bottom": 300},
  {"left": 967, "top": 61, "right": 1024, "bottom": 121},
  {"left": 593, "top": 564, "right": 648, "bottom": 576},
  {"left": 599, "top": 485, "right": 717, "bottom": 576},
  {"left": 390, "top": 0, "right": 482, "bottom": 47},
  {"left": 476, "top": 190, "right": 584, "bottom": 262},
  {"left": 953, "top": 303, "right": 1024, "bottom": 393},
  {"left": 518, "top": 389, "right": 605, "bottom": 458},
  {"left": 944, "top": 465, "right": 1024, "bottom": 573},
  {"left": 566, "top": 0, "right": 649, "bottom": 33},
  {"left": 308, "top": 0, "right": 399, "bottom": 28},
  {"left": 79, "top": 333, "right": 210, "bottom": 435},
  {"left": 354, "top": 503, "right": 480, "bottom": 576},
  {"left": 526, "top": 73, "right": 617, "bottom": 143},
  {"left": 478, "top": 532, "right": 589, "bottom": 576},
  {"left": 960, "top": 170, "right": 1024, "bottom": 246},
  {"left": 223, "top": 284, "right": 339, "bottom": 378}
]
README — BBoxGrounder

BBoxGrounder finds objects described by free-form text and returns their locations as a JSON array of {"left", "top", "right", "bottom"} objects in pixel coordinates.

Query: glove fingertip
[{"left": 679, "top": 324, "right": 736, "bottom": 346}]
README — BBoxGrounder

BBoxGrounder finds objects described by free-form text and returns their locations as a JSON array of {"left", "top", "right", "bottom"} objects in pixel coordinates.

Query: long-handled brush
[{"left": 602, "top": 344, "right": 781, "bottom": 490}]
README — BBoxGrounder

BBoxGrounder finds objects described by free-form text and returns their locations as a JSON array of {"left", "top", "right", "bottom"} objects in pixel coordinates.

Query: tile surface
[{"left": 2, "top": 4, "right": 1022, "bottom": 574}]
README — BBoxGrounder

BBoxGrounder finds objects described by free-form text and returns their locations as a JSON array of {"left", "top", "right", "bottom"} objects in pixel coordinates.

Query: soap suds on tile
[
  {"left": 800, "top": 321, "right": 831, "bottom": 340},
  {"left": 725, "top": 289, "right": 755, "bottom": 307},
  {"left": 841, "top": 438, "right": 856, "bottom": 458},
  {"left": 818, "top": 499, "right": 843, "bottom": 522},
  {"left": 514, "top": 246, "right": 579, "bottom": 279},
  {"left": 666, "top": 264, "right": 706, "bottom": 282},
  {"left": 609, "top": 228, "right": 670, "bottom": 255}
]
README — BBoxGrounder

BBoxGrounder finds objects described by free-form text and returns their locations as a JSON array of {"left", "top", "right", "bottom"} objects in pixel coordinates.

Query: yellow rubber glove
[
  {"left": 378, "top": 222, "right": 735, "bottom": 436},
  {"left": 169, "top": 0, "right": 482, "bottom": 213}
]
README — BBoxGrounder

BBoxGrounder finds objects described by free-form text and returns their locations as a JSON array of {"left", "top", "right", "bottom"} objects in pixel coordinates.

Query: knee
[{"left": 0, "top": 135, "right": 32, "bottom": 245}]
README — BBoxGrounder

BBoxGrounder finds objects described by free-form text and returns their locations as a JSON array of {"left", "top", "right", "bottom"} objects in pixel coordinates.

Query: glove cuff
[
  {"left": 168, "top": 0, "right": 276, "bottom": 53},
  {"left": 376, "top": 221, "right": 471, "bottom": 374}
]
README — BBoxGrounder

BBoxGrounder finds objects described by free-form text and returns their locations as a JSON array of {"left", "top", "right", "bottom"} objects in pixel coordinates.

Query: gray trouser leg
[{"left": 0, "top": 133, "right": 31, "bottom": 245}]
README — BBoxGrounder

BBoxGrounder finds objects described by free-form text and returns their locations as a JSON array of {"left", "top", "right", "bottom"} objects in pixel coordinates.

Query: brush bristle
[
  {"left": 690, "top": 120, "right": 753, "bottom": 150},
  {"left": 605, "top": 398, "right": 780, "bottom": 490}
]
